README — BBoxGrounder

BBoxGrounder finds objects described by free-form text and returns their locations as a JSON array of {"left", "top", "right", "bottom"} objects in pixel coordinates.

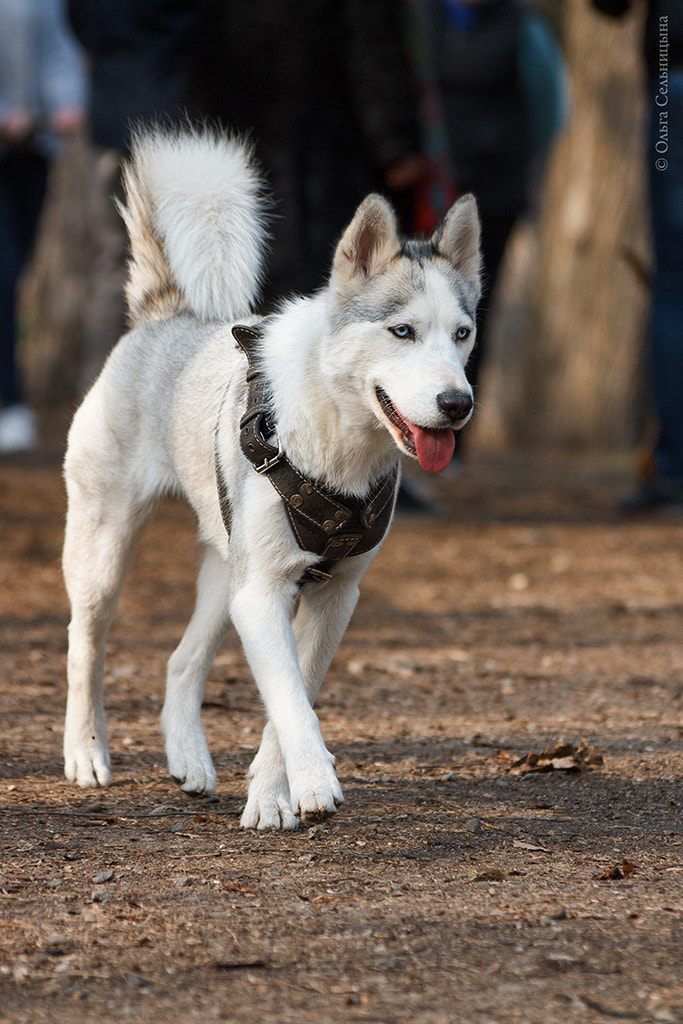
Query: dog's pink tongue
[{"left": 412, "top": 425, "right": 456, "bottom": 473}]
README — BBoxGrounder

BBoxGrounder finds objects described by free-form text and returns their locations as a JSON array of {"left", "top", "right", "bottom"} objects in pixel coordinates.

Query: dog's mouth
[{"left": 375, "top": 386, "right": 455, "bottom": 474}]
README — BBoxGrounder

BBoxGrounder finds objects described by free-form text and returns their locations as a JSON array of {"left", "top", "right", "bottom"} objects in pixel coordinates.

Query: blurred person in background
[
  {"left": 188, "top": 0, "right": 424, "bottom": 300},
  {"left": 408, "top": 0, "right": 568, "bottom": 452},
  {"left": 0, "top": 0, "right": 85, "bottom": 453},
  {"left": 593, "top": 0, "right": 683, "bottom": 515},
  {"left": 67, "top": 0, "right": 197, "bottom": 393}
]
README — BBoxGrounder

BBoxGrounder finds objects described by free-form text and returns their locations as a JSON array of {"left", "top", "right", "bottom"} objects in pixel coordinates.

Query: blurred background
[{"left": 6, "top": 0, "right": 654, "bottom": 461}]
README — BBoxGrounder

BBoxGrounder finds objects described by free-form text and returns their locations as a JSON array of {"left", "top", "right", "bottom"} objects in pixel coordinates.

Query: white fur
[
  {"left": 119, "top": 126, "right": 268, "bottom": 324},
  {"left": 63, "top": 127, "right": 480, "bottom": 830}
]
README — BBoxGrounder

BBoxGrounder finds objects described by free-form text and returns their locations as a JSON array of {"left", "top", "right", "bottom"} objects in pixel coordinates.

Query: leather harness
[{"left": 215, "top": 323, "right": 398, "bottom": 583}]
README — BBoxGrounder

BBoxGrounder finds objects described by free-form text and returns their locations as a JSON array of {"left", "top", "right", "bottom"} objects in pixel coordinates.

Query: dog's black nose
[{"left": 436, "top": 389, "right": 473, "bottom": 422}]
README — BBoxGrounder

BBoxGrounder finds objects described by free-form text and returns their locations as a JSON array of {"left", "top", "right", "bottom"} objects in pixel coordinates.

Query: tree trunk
[
  {"left": 18, "top": 135, "right": 94, "bottom": 408},
  {"left": 475, "top": 0, "right": 651, "bottom": 451}
]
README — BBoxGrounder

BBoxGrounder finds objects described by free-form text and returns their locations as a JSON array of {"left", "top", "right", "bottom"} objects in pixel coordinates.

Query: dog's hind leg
[
  {"left": 63, "top": 486, "right": 154, "bottom": 788},
  {"left": 161, "top": 545, "right": 232, "bottom": 794},
  {"left": 240, "top": 567, "right": 363, "bottom": 829}
]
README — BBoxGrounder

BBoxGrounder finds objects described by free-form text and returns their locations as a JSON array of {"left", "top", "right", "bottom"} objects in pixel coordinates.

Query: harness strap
[{"left": 216, "top": 323, "right": 398, "bottom": 582}]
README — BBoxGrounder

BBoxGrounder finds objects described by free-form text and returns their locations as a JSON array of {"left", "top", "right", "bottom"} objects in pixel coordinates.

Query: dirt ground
[{"left": 0, "top": 441, "right": 682, "bottom": 1024}]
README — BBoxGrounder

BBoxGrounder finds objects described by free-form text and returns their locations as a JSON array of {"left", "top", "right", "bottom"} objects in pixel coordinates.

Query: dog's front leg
[
  {"left": 239, "top": 723, "right": 297, "bottom": 830},
  {"left": 239, "top": 567, "right": 364, "bottom": 829},
  {"left": 232, "top": 577, "right": 351, "bottom": 827}
]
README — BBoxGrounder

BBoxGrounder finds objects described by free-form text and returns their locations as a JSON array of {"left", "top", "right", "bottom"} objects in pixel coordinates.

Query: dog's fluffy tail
[{"left": 118, "top": 125, "right": 268, "bottom": 327}]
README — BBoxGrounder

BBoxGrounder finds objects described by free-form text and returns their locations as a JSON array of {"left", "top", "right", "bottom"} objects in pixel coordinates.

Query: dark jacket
[
  {"left": 188, "top": 0, "right": 421, "bottom": 295},
  {"left": 425, "top": 0, "right": 533, "bottom": 221},
  {"left": 68, "top": 0, "right": 197, "bottom": 151}
]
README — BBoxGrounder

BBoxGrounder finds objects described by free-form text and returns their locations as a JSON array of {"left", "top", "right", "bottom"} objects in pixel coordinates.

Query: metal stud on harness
[{"left": 215, "top": 323, "right": 398, "bottom": 583}]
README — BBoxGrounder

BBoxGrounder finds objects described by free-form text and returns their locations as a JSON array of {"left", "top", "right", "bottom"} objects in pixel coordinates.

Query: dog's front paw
[
  {"left": 240, "top": 726, "right": 299, "bottom": 830},
  {"left": 288, "top": 753, "right": 344, "bottom": 824},
  {"left": 240, "top": 768, "right": 299, "bottom": 831},
  {"left": 64, "top": 737, "right": 111, "bottom": 788}
]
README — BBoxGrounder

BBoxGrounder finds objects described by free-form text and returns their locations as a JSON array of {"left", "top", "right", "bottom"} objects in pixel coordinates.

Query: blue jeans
[
  {"left": 0, "top": 149, "right": 48, "bottom": 408},
  {"left": 649, "top": 71, "right": 683, "bottom": 484}
]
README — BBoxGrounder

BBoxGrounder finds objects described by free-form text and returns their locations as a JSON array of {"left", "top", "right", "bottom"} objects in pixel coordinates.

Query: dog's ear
[
  {"left": 431, "top": 194, "right": 481, "bottom": 286},
  {"left": 333, "top": 194, "right": 400, "bottom": 284}
]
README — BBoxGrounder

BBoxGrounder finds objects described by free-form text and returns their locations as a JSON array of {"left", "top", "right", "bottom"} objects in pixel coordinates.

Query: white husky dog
[{"left": 62, "top": 127, "right": 481, "bottom": 830}]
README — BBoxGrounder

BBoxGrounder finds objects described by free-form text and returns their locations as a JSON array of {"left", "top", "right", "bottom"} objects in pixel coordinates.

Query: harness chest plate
[{"left": 215, "top": 323, "right": 398, "bottom": 581}]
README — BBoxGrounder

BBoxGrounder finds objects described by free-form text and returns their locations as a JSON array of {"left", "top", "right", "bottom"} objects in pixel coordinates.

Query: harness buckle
[{"left": 254, "top": 436, "right": 283, "bottom": 474}]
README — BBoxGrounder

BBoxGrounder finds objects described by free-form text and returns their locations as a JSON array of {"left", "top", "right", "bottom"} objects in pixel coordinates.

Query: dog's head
[{"left": 328, "top": 193, "right": 481, "bottom": 473}]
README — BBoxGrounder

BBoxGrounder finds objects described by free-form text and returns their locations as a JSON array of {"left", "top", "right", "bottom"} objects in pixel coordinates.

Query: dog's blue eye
[
  {"left": 389, "top": 324, "right": 414, "bottom": 340},
  {"left": 456, "top": 326, "right": 471, "bottom": 342}
]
